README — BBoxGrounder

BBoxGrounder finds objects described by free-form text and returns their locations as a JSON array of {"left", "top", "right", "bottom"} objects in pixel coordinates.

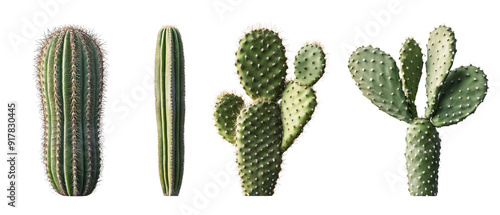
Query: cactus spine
[
  {"left": 214, "top": 28, "right": 326, "bottom": 195},
  {"left": 155, "top": 26, "right": 184, "bottom": 196},
  {"left": 348, "top": 26, "right": 488, "bottom": 196},
  {"left": 37, "top": 26, "right": 104, "bottom": 196}
]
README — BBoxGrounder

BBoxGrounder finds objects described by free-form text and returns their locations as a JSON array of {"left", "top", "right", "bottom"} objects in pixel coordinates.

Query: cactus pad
[
  {"left": 214, "top": 93, "right": 245, "bottom": 144},
  {"left": 430, "top": 65, "right": 488, "bottom": 127},
  {"left": 281, "top": 81, "right": 317, "bottom": 151},
  {"left": 405, "top": 119, "right": 441, "bottom": 196},
  {"left": 425, "top": 26, "right": 456, "bottom": 117},
  {"left": 235, "top": 29, "right": 287, "bottom": 101},
  {"left": 294, "top": 43, "right": 326, "bottom": 86},
  {"left": 400, "top": 38, "right": 423, "bottom": 117},
  {"left": 348, "top": 46, "right": 412, "bottom": 122},
  {"left": 235, "top": 101, "right": 283, "bottom": 196}
]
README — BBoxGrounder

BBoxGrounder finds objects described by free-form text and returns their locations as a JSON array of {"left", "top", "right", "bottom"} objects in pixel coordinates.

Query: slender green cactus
[
  {"left": 348, "top": 25, "right": 488, "bottom": 196},
  {"left": 214, "top": 28, "right": 326, "bottom": 195},
  {"left": 36, "top": 26, "right": 104, "bottom": 196},
  {"left": 155, "top": 26, "right": 185, "bottom": 196}
]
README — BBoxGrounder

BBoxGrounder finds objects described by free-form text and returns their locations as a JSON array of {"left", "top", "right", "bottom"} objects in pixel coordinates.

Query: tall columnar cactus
[
  {"left": 348, "top": 25, "right": 488, "bottom": 196},
  {"left": 36, "top": 26, "right": 104, "bottom": 196},
  {"left": 214, "top": 28, "right": 326, "bottom": 195},
  {"left": 155, "top": 26, "right": 184, "bottom": 196}
]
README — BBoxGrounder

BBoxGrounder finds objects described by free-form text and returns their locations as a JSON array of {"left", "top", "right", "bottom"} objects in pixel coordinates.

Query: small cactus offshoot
[
  {"left": 36, "top": 26, "right": 104, "bottom": 196},
  {"left": 348, "top": 25, "right": 488, "bottom": 196},
  {"left": 214, "top": 28, "right": 326, "bottom": 196}
]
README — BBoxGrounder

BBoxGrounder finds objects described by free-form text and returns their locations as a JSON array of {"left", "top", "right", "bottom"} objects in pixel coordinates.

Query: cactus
[
  {"left": 155, "top": 26, "right": 184, "bottom": 196},
  {"left": 214, "top": 28, "right": 326, "bottom": 195},
  {"left": 36, "top": 26, "right": 104, "bottom": 196},
  {"left": 348, "top": 25, "right": 488, "bottom": 196}
]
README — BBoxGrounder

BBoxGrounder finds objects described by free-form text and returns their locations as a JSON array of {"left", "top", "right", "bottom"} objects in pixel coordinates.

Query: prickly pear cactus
[
  {"left": 348, "top": 25, "right": 488, "bottom": 196},
  {"left": 155, "top": 26, "right": 184, "bottom": 196},
  {"left": 214, "top": 28, "right": 326, "bottom": 195},
  {"left": 36, "top": 26, "right": 104, "bottom": 196}
]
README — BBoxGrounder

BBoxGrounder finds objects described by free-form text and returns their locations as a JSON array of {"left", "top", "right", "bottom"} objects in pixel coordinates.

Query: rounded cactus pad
[
  {"left": 405, "top": 118, "right": 441, "bottom": 196},
  {"left": 294, "top": 43, "right": 326, "bottom": 86},
  {"left": 399, "top": 38, "right": 423, "bottom": 117},
  {"left": 235, "top": 28, "right": 287, "bottom": 101},
  {"left": 431, "top": 65, "right": 488, "bottom": 127},
  {"left": 214, "top": 93, "right": 245, "bottom": 144},
  {"left": 348, "top": 46, "right": 412, "bottom": 122},
  {"left": 425, "top": 25, "right": 456, "bottom": 117},
  {"left": 281, "top": 81, "right": 317, "bottom": 151},
  {"left": 235, "top": 101, "right": 283, "bottom": 195}
]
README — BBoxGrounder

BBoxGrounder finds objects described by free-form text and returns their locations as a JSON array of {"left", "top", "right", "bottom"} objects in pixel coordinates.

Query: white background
[{"left": 1, "top": 0, "right": 499, "bottom": 214}]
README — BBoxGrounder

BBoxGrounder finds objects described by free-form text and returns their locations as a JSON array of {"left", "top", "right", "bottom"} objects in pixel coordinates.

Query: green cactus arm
[
  {"left": 37, "top": 26, "right": 103, "bottom": 196},
  {"left": 294, "top": 43, "right": 326, "bottom": 86},
  {"left": 214, "top": 92, "right": 245, "bottom": 144},
  {"left": 281, "top": 81, "right": 317, "bottom": 151},
  {"left": 235, "top": 101, "right": 283, "bottom": 196},
  {"left": 235, "top": 28, "right": 287, "bottom": 101},
  {"left": 348, "top": 46, "right": 412, "bottom": 122},
  {"left": 155, "top": 26, "right": 185, "bottom": 196},
  {"left": 425, "top": 26, "right": 456, "bottom": 118},
  {"left": 430, "top": 65, "right": 488, "bottom": 127},
  {"left": 399, "top": 38, "right": 423, "bottom": 117}
]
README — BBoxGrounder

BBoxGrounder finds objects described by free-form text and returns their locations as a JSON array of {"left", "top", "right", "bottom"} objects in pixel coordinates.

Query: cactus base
[{"left": 405, "top": 118, "right": 441, "bottom": 196}]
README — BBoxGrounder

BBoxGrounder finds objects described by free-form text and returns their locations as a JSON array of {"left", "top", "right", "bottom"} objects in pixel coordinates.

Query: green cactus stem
[
  {"left": 214, "top": 28, "right": 326, "bottom": 195},
  {"left": 405, "top": 118, "right": 440, "bottom": 196},
  {"left": 155, "top": 26, "right": 185, "bottom": 196},
  {"left": 37, "top": 26, "right": 104, "bottom": 196},
  {"left": 235, "top": 101, "right": 283, "bottom": 195},
  {"left": 348, "top": 25, "right": 488, "bottom": 196}
]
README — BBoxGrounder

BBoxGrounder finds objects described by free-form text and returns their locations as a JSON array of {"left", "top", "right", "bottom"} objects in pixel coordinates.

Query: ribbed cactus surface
[
  {"left": 348, "top": 25, "right": 488, "bottom": 196},
  {"left": 214, "top": 28, "right": 326, "bottom": 195},
  {"left": 37, "top": 26, "right": 104, "bottom": 196},
  {"left": 155, "top": 26, "right": 185, "bottom": 196}
]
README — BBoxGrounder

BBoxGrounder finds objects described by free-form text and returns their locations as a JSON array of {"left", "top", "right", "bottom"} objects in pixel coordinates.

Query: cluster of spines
[
  {"left": 214, "top": 28, "right": 325, "bottom": 195},
  {"left": 347, "top": 25, "right": 488, "bottom": 196},
  {"left": 155, "top": 26, "right": 185, "bottom": 196},
  {"left": 37, "top": 26, "right": 104, "bottom": 196}
]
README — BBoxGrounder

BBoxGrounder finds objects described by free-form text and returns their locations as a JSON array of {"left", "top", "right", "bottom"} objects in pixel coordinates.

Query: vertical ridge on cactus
[
  {"left": 347, "top": 25, "right": 488, "bottom": 196},
  {"left": 37, "top": 26, "right": 103, "bottom": 196},
  {"left": 155, "top": 26, "right": 185, "bottom": 196},
  {"left": 214, "top": 27, "right": 326, "bottom": 196}
]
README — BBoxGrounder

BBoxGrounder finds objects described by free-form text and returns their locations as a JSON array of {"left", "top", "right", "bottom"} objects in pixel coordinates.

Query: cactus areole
[
  {"left": 37, "top": 26, "right": 104, "bottom": 196},
  {"left": 155, "top": 26, "right": 185, "bottom": 196},
  {"left": 214, "top": 28, "right": 326, "bottom": 196},
  {"left": 348, "top": 25, "right": 488, "bottom": 196}
]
